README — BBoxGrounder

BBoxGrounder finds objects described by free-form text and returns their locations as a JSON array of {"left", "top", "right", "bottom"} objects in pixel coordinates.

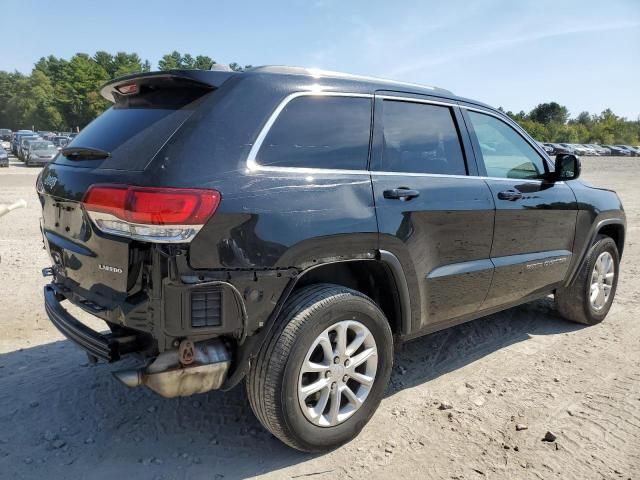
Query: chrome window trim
[
  {"left": 246, "top": 91, "right": 373, "bottom": 174},
  {"left": 371, "top": 171, "right": 562, "bottom": 184},
  {"left": 461, "top": 105, "right": 555, "bottom": 169},
  {"left": 376, "top": 94, "right": 458, "bottom": 108},
  {"left": 245, "top": 91, "right": 561, "bottom": 184}
]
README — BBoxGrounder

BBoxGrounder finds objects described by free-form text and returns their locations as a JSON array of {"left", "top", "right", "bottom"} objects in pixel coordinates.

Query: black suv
[{"left": 38, "top": 66, "right": 625, "bottom": 452}]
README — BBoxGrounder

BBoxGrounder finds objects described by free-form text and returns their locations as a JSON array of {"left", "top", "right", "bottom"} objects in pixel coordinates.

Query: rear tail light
[{"left": 83, "top": 185, "right": 220, "bottom": 243}]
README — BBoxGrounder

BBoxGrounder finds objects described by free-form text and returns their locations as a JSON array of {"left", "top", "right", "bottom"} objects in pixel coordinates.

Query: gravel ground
[{"left": 0, "top": 156, "right": 638, "bottom": 479}]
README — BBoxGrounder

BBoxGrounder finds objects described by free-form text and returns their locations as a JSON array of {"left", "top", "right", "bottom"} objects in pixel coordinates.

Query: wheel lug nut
[
  {"left": 344, "top": 359, "right": 350, "bottom": 367},
  {"left": 331, "top": 382, "right": 337, "bottom": 391},
  {"left": 333, "top": 357, "right": 340, "bottom": 364},
  {"left": 325, "top": 371, "right": 332, "bottom": 378},
  {"left": 342, "top": 375, "right": 348, "bottom": 383}
]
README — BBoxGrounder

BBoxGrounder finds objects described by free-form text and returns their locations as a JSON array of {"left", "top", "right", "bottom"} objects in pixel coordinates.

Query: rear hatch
[{"left": 39, "top": 70, "right": 232, "bottom": 305}]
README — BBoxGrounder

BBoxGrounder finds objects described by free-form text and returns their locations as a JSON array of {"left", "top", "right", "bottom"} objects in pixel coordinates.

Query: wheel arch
[
  {"left": 597, "top": 222, "right": 624, "bottom": 257},
  {"left": 565, "top": 216, "right": 625, "bottom": 287},
  {"left": 221, "top": 251, "right": 411, "bottom": 391},
  {"left": 290, "top": 251, "right": 411, "bottom": 336}
]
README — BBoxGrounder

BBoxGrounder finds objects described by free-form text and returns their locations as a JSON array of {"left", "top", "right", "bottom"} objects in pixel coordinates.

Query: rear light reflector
[{"left": 83, "top": 185, "right": 220, "bottom": 243}]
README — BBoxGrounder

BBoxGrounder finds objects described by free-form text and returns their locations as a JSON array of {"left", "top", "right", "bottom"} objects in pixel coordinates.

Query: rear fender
[{"left": 219, "top": 249, "right": 411, "bottom": 390}]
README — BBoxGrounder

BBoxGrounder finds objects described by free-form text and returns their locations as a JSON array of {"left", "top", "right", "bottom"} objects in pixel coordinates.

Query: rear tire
[
  {"left": 556, "top": 235, "right": 619, "bottom": 325},
  {"left": 246, "top": 284, "right": 393, "bottom": 452}
]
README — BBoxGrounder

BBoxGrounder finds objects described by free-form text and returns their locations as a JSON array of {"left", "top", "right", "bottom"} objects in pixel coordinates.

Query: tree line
[
  {"left": 0, "top": 51, "right": 251, "bottom": 132},
  {"left": 500, "top": 102, "right": 640, "bottom": 145},
  {"left": 0, "top": 51, "right": 638, "bottom": 145}
]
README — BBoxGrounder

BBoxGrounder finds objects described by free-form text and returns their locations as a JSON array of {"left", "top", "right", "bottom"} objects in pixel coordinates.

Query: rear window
[
  {"left": 54, "top": 87, "right": 210, "bottom": 171},
  {"left": 257, "top": 95, "right": 372, "bottom": 170}
]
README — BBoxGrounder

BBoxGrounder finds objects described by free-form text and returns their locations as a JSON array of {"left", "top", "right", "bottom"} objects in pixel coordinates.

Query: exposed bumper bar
[{"left": 44, "top": 285, "right": 131, "bottom": 362}]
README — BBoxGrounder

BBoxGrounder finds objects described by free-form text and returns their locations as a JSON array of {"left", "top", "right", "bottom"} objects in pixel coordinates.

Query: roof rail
[{"left": 247, "top": 65, "right": 453, "bottom": 95}]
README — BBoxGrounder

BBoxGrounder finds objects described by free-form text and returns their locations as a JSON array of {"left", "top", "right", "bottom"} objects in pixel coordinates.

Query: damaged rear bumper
[
  {"left": 43, "top": 284, "right": 142, "bottom": 362},
  {"left": 44, "top": 284, "right": 233, "bottom": 397}
]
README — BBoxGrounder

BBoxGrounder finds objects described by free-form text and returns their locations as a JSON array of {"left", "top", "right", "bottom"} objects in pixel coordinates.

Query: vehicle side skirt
[{"left": 398, "top": 285, "right": 562, "bottom": 342}]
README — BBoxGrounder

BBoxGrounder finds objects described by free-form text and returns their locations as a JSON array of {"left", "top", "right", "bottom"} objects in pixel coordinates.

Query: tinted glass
[
  {"left": 257, "top": 95, "right": 372, "bottom": 170},
  {"left": 54, "top": 87, "right": 210, "bottom": 171},
  {"left": 381, "top": 100, "right": 466, "bottom": 175},
  {"left": 54, "top": 107, "right": 194, "bottom": 170},
  {"left": 468, "top": 111, "right": 546, "bottom": 179}
]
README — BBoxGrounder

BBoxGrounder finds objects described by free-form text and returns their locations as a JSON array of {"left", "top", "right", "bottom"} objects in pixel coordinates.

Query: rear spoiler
[{"left": 100, "top": 69, "right": 237, "bottom": 103}]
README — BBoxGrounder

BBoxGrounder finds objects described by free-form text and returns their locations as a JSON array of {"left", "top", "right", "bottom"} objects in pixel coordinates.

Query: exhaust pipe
[
  {"left": 113, "top": 369, "right": 143, "bottom": 388},
  {"left": 113, "top": 339, "right": 230, "bottom": 398}
]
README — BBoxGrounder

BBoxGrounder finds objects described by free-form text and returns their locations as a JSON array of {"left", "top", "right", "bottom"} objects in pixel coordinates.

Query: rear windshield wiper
[{"left": 61, "top": 146, "right": 111, "bottom": 160}]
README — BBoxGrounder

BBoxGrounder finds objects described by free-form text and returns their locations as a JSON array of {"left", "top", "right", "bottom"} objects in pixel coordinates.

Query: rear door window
[
  {"left": 256, "top": 95, "right": 372, "bottom": 170},
  {"left": 380, "top": 100, "right": 467, "bottom": 175}
]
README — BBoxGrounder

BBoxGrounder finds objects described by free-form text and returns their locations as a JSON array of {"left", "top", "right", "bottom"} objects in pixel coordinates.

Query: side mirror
[{"left": 554, "top": 154, "right": 581, "bottom": 181}]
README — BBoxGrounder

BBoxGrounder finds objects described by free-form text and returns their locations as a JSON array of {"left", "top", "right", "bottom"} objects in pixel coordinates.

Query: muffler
[{"left": 113, "top": 339, "right": 230, "bottom": 398}]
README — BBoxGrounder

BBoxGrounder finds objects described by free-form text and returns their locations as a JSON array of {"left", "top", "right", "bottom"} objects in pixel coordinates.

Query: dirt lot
[{"left": 0, "top": 156, "right": 638, "bottom": 480}]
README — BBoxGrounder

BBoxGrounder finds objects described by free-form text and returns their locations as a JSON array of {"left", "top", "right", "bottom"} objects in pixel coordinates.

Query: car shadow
[
  {"left": 387, "top": 296, "right": 584, "bottom": 394},
  {"left": 0, "top": 297, "right": 584, "bottom": 479}
]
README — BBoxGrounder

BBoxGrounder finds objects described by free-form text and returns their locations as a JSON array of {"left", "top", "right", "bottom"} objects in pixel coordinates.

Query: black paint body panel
[{"left": 38, "top": 67, "right": 626, "bottom": 367}]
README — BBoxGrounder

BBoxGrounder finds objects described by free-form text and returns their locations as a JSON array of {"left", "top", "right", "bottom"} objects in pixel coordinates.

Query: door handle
[
  {"left": 497, "top": 189, "right": 523, "bottom": 201},
  {"left": 383, "top": 188, "right": 420, "bottom": 200}
]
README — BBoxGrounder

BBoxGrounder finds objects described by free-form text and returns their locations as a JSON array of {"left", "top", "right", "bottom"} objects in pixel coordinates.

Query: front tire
[
  {"left": 246, "top": 284, "right": 393, "bottom": 452},
  {"left": 556, "top": 235, "right": 619, "bottom": 325}
]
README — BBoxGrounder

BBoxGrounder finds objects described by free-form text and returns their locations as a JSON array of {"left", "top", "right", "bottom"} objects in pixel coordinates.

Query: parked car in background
[
  {"left": 603, "top": 145, "right": 631, "bottom": 156},
  {"left": 0, "top": 146, "right": 8, "bottom": 167},
  {"left": 537, "top": 141, "right": 554, "bottom": 154},
  {"left": 18, "top": 136, "right": 41, "bottom": 161},
  {"left": 577, "top": 144, "right": 598, "bottom": 155},
  {"left": 11, "top": 130, "right": 35, "bottom": 155},
  {"left": 585, "top": 144, "right": 611, "bottom": 155},
  {"left": 52, "top": 136, "right": 70, "bottom": 149},
  {"left": 547, "top": 143, "right": 572, "bottom": 155},
  {"left": 560, "top": 144, "right": 587, "bottom": 155},
  {"left": 25, "top": 141, "right": 58, "bottom": 167},
  {"left": 615, "top": 145, "right": 640, "bottom": 157},
  {"left": 569, "top": 144, "right": 593, "bottom": 155},
  {"left": 0, "top": 129, "right": 12, "bottom": 141}
]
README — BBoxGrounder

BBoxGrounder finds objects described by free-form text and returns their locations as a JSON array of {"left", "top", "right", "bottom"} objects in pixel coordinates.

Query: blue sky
[{"left": 4, "top": 0, "right": 640, "bottom": 118}]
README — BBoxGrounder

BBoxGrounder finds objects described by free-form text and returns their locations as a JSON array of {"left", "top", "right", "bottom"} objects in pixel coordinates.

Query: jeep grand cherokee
[{"left": 38, "top": 66, "right": 625, "bottom": 452}]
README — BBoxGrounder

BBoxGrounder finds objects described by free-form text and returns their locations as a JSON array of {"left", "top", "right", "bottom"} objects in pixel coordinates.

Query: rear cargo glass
[{"left": 54, "top": 87, "right": 210, "bottom": 171}]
